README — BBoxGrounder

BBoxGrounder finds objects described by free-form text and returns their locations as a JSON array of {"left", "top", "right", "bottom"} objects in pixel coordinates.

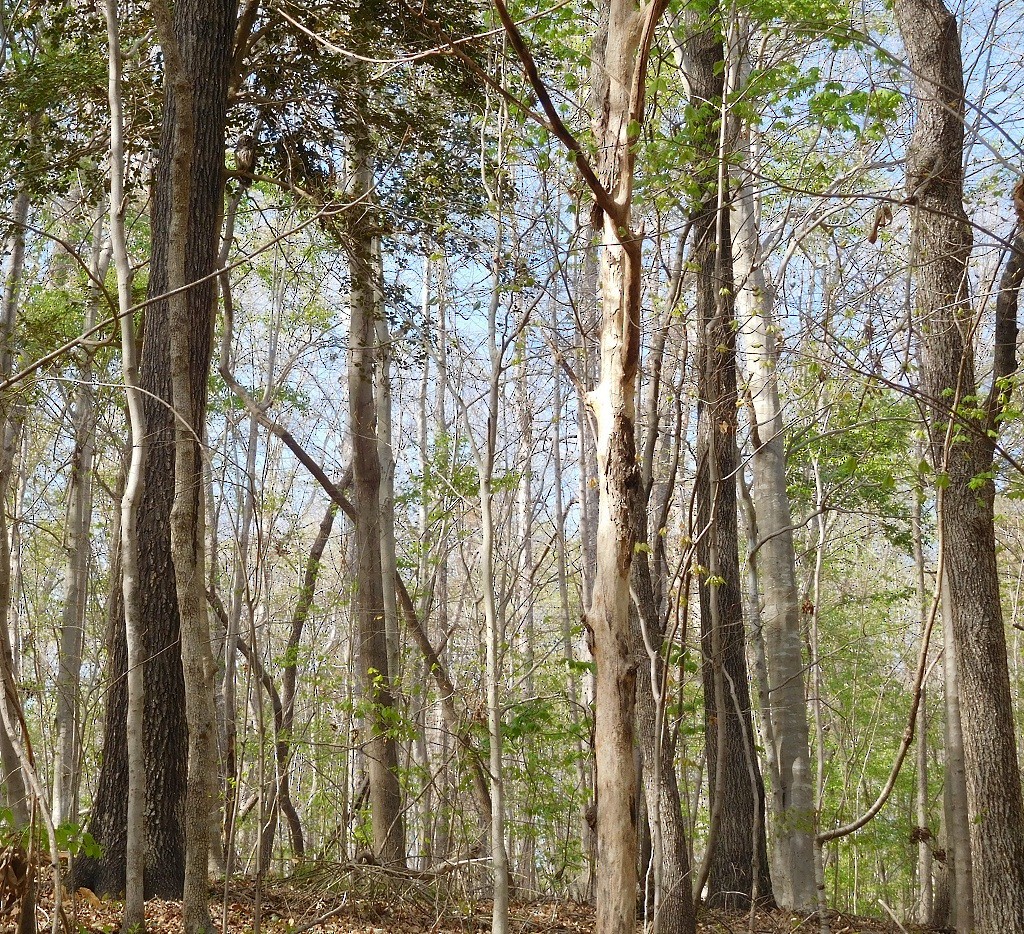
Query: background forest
[{"left": 1, "top": 0, "right": 1024, "bottom": 932}]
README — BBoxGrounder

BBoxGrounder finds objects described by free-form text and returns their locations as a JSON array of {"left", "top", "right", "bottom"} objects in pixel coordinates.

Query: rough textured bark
[
  {"left": 894, "top": 0, "right": 1024, "bottom": 929},
  {"left": 77, "top": 0, "right": 236, "bottom": 904},
  {"left": 680, "top": 8, "right": 773, "bottom": 907},
  {"left": 584, "top": 4, "right": 647, "bottom": 930},
  {"left": 348, "top": 144, "right": 405, "bottom": 866},
  {"left": 579, "top": 4, "right": 667, "bottom": 930},
  {"left": 153, "top": 0, "right": 236, "bottom": 927}
]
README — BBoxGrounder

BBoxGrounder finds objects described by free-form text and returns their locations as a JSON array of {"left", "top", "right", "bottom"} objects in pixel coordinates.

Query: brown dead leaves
[{"left": 25, "top": 880, "right": 942, "bottom": 934}]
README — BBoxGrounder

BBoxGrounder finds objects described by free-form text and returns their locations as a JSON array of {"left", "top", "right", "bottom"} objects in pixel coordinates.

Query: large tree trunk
[
  {"left": 155, "top": 1, "right": 236, "bottom": 927},
  {"left": 894, "top": 1, "right": 1024, "bottom": 929},
  {"left": 584, "top": 4, "right": 665, "bottom": 932},
  {"left": 680, "top": 7, "right": 773, "bottom": 908},
  {"left": 347, "top": 142, "right": 405, "bottom": 867},
  {"left": 77, "top": 0, "right": 236, "bottom": 905}
]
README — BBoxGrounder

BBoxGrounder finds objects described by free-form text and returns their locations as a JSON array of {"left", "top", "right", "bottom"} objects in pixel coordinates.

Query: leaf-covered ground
[{"left": 9, "top": 875, "right": 941, "bottom": 934}]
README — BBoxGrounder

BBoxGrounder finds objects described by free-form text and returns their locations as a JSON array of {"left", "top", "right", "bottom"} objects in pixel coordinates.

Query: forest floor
[{"left": 12, "top": 874, "right": 942, "bottom": 934}]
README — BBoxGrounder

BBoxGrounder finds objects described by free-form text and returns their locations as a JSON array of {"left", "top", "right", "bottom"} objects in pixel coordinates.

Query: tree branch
[
  {"left": 491, "top": 0, "right": 619, "bottom": 222},
  {"left": 985, "top": 178, "right": 1024, "bottom": 427}
]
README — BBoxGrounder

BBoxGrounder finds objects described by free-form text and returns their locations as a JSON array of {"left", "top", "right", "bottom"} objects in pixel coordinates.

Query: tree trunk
[
  {"left": 105, "top": 0, "right": 149, "bottom": 925},
  {"left": 894, "top": 1, "right": 1024, "bottom": 928},
  {"left": 585, "top": 4, "right": 664, "bottom": 932},
  {"left": 732, "top": 102, "right": 815, "bottom": 912},
  {"left": 153, "top": 0, "right": 235, "bottom": 923},
  {"left": 548, "top": 294, "right": 591, "bottom": 903},
  {"left": 911, "top": 479, "right": 934, "bottom": 924},
  {"left": 347, "top": 142, "right": 405, "bottom": 866},
  {"left": 630, "top": 523, "right": 695, "bottom": 934},
  {"left": 277, "top": 501, "right": 337, "bottom": 862},
  {"left": 940, "top": 605, "right": 973, "bottom": 933},
  {"left": 373, "top": 266, "right": 401, "bottom": 686},
  {"left": 516, "top": 344, "right": 537, "bottom": 896},
  {"left": 680, "top": 8, "right": 773, "bottom": 907},
  {"left": 78, "top": 0, "right": 235, "bottom": 907},
  {"left": 53, "top": 209, "right": 105, "bottom": 830},
  {"left": 0, "top": 189, "right": 29, "bottom": 831}
]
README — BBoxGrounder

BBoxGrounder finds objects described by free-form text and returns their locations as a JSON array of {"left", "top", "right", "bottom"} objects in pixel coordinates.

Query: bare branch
[{"left": 491, "top": 0, "right": 618, "bottom": 221}]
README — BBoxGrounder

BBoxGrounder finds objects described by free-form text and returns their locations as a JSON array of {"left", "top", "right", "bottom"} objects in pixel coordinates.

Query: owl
[{"left": 235, "top": 134, "right": 256, "bottom": 188}]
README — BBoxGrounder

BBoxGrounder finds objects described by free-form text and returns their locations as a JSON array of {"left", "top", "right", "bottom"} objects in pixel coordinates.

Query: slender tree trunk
[
  {"left": 222, "top": 250, "right": 284, "bottom": 874},
  {"left": 894, "top": 2, "right": 1024, "bottom": 929},
  {"left": 732, "top": 108, "right": 815, "bottom": 912},
  {"left": 414, "top": 256, "right": 435, "bottom": 869},
  {"left": 53, "top": 209, "right": 104, "bottom": 830},
  {"left": 515, "top": 345, "right": 537, "bottom": 896},
  {"left": 373, "top": 256, "right": 401, "bottom": 685},
  {"left": 548, "top": 295, "right": 590, "bottom": 901},
  {"left": 479, "top": 372, "right": 511, "bottom": 934},
  {"left": 574, "top": 247, "right": 599, "bottom": 904},
  {"left": 939, "top": 574, "right": 974, "bottom": 933},
  {"left": 0, "top": 190, "right": 29, "bottom": 831},
  {"left": 105, "top": 0, "right": 148, "bottom": 925},
  {"left": 911, "top": 477, "right": 934, "bottom": 923},
  {"left": 276, "top": 498, "right": 336, "bottom": 862},
  {"left": 630, "top": 533, "right": 695, "bottom": 934}
]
